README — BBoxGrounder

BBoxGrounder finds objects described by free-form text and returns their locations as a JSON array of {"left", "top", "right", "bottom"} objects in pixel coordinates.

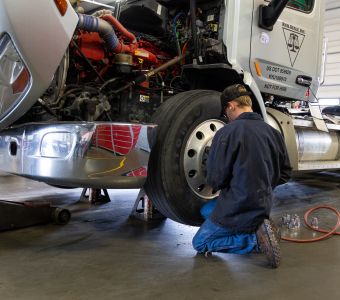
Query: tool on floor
[
  {"left": 0, "top": 200, "right": 71, "bottom": 231},
  {"left": 280, "top": 205, "right": 340, "bottom": 243},
  {"left": 280, "top": 213, "right": 301, "bottom": 230}
]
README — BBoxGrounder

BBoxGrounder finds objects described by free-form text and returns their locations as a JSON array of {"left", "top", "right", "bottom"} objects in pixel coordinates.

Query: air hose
[{"left": 281, "top": 205, "right": 340, "bottom": 243}]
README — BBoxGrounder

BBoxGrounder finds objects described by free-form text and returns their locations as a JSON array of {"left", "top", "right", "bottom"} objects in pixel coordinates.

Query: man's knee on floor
[{"left": 192, "top": 234, "right": 207, "bottom": 253}]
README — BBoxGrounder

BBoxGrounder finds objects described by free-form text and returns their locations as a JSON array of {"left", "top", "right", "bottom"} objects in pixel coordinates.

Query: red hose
[
  {"left": 114, "top": 42, "right": 133, "bottom": 54},
  {"left": 281, "top": 205, "right": 340, "bottom": 243},
  {"left": 101, "top": 15, "right": 137, "bottom": 44}
]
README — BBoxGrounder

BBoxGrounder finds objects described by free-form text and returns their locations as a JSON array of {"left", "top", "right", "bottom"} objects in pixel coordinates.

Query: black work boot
[
  {"left": 256, "top": 219, "right": 281, "bottom": 268},
  {"left": 270, "top": 218, "right": 281, "bottom": 242}
]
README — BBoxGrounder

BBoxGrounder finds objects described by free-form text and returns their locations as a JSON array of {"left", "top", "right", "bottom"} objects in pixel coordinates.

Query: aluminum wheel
[{"left": 183, "top": 119, "right": 226, "bottom": 199}]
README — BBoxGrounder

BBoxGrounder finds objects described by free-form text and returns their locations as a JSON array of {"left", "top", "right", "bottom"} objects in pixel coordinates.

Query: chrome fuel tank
[
  {"left": 267, "top": 107, "right": 340, "bottom": 171},
  {"left": 296, "top": 128, "right": 340, "bottom": 162}
]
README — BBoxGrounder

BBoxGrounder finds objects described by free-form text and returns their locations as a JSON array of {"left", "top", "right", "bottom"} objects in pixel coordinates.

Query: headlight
[
  {"left": 0, "top": 34, "right": 30, "bottom": 120},
  {"left": 40, "top": 132, "right": 74, "bottom": 158}
]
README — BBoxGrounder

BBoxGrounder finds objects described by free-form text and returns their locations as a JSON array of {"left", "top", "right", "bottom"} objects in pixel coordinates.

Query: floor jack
[
  {"left": 130, "top": 188, "right": 165, "bottom": 222},
  {"left": 0, "top": 200, "right": 71, "bottom": 231}
]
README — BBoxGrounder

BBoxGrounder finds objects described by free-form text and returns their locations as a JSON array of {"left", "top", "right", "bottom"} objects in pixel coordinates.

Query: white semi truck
[{"left": 0, "top": 0, "right": 333, "bottom": 225}]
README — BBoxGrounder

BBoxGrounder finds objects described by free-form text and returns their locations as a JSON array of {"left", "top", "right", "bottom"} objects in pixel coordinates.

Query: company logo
[{"left": 282, "top": 23, "right": 306, "bottom": 67}]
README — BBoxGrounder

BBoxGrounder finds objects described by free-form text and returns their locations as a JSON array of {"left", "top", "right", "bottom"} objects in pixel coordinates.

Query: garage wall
[
  {"left": 0, "top": 171, "right": 10, "bottom": 177},
  {"left": 318, "top": 0, "right": 340, "bottom": 99}
]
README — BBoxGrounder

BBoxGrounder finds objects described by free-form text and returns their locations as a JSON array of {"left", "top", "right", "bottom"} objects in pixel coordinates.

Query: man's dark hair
[{"left": 220, "top": 84, "right": 252, "bottom": 112}]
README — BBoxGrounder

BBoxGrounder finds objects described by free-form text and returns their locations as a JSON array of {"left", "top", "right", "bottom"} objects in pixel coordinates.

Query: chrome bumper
[{"left": 0, "top": 122, "right": 156, "bottom": 188}]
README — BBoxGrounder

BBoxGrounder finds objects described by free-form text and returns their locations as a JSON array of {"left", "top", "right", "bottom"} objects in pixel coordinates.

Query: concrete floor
[{"left": 1, "top": 173, "right": 340, "bottom": 300}]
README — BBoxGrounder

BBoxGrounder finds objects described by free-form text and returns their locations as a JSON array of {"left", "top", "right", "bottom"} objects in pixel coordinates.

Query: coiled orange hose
[{"left": 281, "top": 205, "right": 340, "bottom": 243}]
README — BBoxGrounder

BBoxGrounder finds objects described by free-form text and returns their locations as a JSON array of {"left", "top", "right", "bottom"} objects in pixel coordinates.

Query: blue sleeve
[{"left": 206, "top": 128, "right": 238, "bottom": 191}]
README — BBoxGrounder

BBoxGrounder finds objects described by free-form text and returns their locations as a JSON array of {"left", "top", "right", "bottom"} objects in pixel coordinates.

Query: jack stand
[
  {"left": 0, "top": 200, "right": 71, "bottom": 231},
  {"left": 130, "top": 188, "right": 165, "bottom": 222},
  {"left": 80, "top": 188, "right": 111, "bottom": 204}
]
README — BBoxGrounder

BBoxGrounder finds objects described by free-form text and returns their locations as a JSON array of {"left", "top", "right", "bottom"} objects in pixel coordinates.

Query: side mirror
[{"left": 259, "top": 0, "right": 289, "bottom": 31}]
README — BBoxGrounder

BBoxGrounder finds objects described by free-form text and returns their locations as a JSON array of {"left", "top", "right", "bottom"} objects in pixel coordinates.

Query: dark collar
[{"left": 235, "top": 112, "right": 263, "bottom": 121}]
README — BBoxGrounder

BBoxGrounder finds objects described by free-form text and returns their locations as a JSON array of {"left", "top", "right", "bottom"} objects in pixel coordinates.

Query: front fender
[
  {"left": 243, "top": 71, "right": 268, "bottom": 123},
  {"left": 0, "top": 0, "right": 78, "bottom": 130}
]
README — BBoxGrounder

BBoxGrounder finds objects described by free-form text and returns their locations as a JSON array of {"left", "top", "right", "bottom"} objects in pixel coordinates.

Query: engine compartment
[
  {"left": 17, "top": 0, "right": 225, "bottom": 125},
  {"left": 14, "top": 0, "right": 324, "bottom": 128}
]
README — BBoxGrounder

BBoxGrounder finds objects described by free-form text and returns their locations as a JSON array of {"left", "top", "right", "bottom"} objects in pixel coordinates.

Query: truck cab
[{"left": 0, "top": 0, "right": 335, "bottom": 225}]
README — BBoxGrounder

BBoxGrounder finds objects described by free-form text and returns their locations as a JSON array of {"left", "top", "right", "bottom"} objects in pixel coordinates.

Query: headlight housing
[
  {"left": 40, "top": 132, "right": 75, "bottom": 158},
  {"left": 0, "top": 34, "right": 30, "bottom": 120}
]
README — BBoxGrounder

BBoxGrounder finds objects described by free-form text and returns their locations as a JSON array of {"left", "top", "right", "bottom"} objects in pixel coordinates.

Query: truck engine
[{"left": 19, "top": 0, "right": 224, "bottom": 125}]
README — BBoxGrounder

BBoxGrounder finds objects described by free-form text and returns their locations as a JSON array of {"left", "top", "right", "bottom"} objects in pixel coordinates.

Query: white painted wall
[
  {"left": 0, "top": 171, "right": 10, "bottom": 177},
  {"left": 318, "top": 0, "right": 340, "bottom": 99}
]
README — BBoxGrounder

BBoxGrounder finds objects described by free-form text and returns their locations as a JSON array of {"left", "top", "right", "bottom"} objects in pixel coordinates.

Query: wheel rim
[{"left": 183, "top": 119, "right": 226, "bottom": 199}]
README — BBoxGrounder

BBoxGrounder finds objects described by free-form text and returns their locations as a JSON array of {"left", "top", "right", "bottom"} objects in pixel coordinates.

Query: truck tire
[{"left": 145, "top": 90, "right": 227, "bottom": 225}]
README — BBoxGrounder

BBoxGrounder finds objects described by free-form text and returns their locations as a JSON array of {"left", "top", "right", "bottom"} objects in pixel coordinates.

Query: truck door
[{"left": 250, "top": 0, "right": 324, "bottom": 101}]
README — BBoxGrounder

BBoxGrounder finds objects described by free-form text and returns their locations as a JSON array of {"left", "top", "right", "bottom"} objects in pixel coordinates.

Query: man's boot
[{"left": 256, "top": 219, "right": 281, "bottom": 268}]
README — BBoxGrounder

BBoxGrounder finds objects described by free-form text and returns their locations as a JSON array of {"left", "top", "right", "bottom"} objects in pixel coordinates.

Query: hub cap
[{"left": 183, "top": 119, "right": 226, "bottom": 199}]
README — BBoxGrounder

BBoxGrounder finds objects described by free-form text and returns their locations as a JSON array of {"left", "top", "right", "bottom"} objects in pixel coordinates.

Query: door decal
[{"left": 282, "top": 22, "right": 306, "bottom": 67}]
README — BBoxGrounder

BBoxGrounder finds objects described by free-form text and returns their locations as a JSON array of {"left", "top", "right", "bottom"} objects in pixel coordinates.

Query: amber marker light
[
  {"left": 54, "top": 0, "right": 68, "bottom": 16},
  {"left": 12, "top": 68, "right": 30, "bottom": 94},
  {"left": 254, "top": 61, "right": 262, "bottom": 77}
]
